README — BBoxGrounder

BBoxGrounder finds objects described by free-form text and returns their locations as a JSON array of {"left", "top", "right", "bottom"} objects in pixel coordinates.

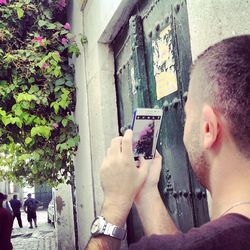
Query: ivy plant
[{"left": 0, "top": 0, "right": 85, "bottom": 186}]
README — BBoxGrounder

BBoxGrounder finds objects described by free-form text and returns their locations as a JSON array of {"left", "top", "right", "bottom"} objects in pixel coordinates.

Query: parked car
[{"left": 47, "top": 198, "right": 55, "bottom": 226}]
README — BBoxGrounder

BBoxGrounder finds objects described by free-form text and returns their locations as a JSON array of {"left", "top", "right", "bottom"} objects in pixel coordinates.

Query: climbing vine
[{"left": 0, "top": 0, "right": 85, "bottom": 186}]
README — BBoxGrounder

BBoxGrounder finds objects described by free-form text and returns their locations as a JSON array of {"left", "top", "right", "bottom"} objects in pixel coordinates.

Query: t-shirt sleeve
[
  {"left": 0, "top": 209, "right": 12, "bottom": 243},
  {"left": 129, "top": 233, "right": 186, "bottom": 250},
  {"left": 128, "top": 214, "right": 250, "bottom": 250}
]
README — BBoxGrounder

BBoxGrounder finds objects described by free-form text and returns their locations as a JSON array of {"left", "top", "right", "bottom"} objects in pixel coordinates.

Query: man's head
[
  {"left": 27, "top": 193, "right": 32, "bottom": 198},
  {"left": 184, "top": 35, "right": 250, "bottom": 188},
  {"left": 0, "top": 192, "right": 6, "bottom": 206},
  {"left": 13, "top": 194, "right": 17, "bottom": 199}
]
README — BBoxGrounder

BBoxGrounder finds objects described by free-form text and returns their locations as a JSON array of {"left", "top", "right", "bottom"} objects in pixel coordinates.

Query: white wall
[
  {"left": 187, "top": 0, "right": 250, "bottom": 60},
  {"left": 55, "top": 184, "right": 75, "bottom": 250},
  {"left": 0, "top": 181, "right": 10, "bottom": 194},
  {"left": 68, "top": 1, "right": 95, "bottom": 249}
]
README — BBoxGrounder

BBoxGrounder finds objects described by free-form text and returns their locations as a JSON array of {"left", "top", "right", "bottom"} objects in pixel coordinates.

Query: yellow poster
[
  {"left": 155, "top": 71, "right": 178, "bottom": 100},
  {"left": 152, "top": 25, "right": 178, "bottom": 100}
]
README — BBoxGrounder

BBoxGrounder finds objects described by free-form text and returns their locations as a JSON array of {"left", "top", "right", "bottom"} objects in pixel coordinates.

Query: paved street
[{"left": 11, "top": 210, "right": 57, "bottom": 250}]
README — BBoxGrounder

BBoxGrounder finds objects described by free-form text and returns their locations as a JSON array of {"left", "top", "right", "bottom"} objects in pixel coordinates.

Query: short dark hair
[
  {"left": 193, "top": 35, "right": 250, "bottom": 158},
  {"left": 13, "top": 194, "right": 17, "bottom": 199},
  {"left": 0, "top": 193, "right": 5, "bottom": 200}
]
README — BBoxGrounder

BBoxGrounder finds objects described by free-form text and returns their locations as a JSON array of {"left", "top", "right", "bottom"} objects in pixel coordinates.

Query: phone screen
[{"left": 131, "top": 109, "right": 162, "bottom": 160}]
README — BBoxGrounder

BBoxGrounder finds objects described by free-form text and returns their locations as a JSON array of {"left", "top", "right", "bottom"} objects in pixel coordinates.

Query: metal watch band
[{"left": 104, "top": 222, "right": 126, "bottom": 240}]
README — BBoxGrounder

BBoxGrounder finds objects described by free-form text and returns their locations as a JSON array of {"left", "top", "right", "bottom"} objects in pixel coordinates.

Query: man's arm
[
  {"left": 19, "top": 200, "right": 22, "bottom": 209},
  {"left": 85, "top": 130, "right": 149, "bottom": 250},
  {"left": 134, "top": 152, "right": 178, "bottom": 236},
  {"left": 135, "top": 189, "right": 178, "bottom": 236},
  {"left": 86, "top": 200, "right": 130, "bottom": 250},
  {"left": 23, "top": 201, "right": 27, "bottom": 213}
]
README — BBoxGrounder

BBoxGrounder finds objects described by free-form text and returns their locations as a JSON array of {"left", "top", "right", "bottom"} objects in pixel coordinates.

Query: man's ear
[{"left": 202, "top": 105, "right": 220, "bottom": 149}]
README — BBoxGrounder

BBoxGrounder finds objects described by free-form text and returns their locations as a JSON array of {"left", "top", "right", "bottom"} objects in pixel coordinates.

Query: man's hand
[
  {"left": 86, "top": 130, "right": 150, "bottom": 250},
  {"left": 100, "top": 129, "right": 149, "bottom": 218},
  {"left": 134, "top": 151, "right": 178, "bottom": 235},
  {"left": 134, "top": 151, "right": 162, "bottom": 204}
]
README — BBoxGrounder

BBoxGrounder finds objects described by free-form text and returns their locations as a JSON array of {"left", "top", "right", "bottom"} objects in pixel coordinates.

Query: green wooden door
[{"left": 112, "top": 0, "right": 209, "bottom": 244}]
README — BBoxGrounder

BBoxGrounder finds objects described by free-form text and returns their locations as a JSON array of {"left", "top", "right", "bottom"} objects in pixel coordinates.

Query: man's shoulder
[
  {"left": 129, "top": 214, "right": 250, "bottom": 250},
  {"left": 0, "top": 207, "right": 8, "bottom": 214},
  {"left": 0, "top": 207, "right": 11, "bottom": 218}
]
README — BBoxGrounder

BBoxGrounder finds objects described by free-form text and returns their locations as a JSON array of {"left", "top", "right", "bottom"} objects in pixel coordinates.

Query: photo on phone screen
[{"left": 131, "top": 108, "right": 163, "bottom": 160}]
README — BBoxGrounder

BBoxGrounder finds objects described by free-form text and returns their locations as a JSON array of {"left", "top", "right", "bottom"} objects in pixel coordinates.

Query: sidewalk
[{"left": 11, "top": 210, "right": 57, "bottom": 250}]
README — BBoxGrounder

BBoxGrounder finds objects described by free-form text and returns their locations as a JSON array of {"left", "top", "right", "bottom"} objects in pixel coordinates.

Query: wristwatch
[{"left": 90, "top": 216, "right": 126, "bottom": 240}]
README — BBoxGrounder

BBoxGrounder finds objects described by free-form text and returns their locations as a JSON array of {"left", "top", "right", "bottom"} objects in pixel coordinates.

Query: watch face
[
  {"left": 91, "top": 218, "right": 101, "bottom": 234},
  {"left": 91, "top": 216, "right": 106, "bottom": 236}
]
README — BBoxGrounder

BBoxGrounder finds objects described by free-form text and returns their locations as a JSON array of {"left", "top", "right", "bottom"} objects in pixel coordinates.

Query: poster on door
[{"left": 152, "top": 25, "right": 178, "bottom": 100}]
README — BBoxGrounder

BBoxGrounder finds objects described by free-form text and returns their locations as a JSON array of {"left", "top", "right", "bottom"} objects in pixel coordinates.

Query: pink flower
[
  {"left": 32, "top": 36, "right": 44, "bottom": 46},
  {"left": 57, "top": 0, "right": 66, "bottom": 10},
  {"left": 61, "top": 37, "right": 68, "bottom": 45},
  {"left": 53, "top": 123, "right": 59, "bottom": 129},
  {"left": 63, "top": 23, "right": 71, "bottom": 30},
  {"left": 0, "top": 0, "right": 7, "bottom": 4},
  {"left": 42, "top": 63, "right": 49, "bottom": 69}
]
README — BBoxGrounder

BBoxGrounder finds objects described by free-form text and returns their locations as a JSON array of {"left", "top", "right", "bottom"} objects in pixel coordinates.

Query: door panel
[{"left": 112, "top": 0, "right": 209, "bottom": 244}]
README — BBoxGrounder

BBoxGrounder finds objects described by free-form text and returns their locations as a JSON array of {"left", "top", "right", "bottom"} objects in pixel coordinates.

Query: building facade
[{"left": 67, "top": 0, "right": 250, "bottom": 249}]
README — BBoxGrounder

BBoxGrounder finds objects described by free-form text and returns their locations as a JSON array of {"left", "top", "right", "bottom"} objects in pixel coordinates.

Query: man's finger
[
  {"left": 138, "top": 157, "right": 150, "bottom": 179},
  {"left": 121, "top": 129, "right": 133, "bottom": 156},
  {"left": 154, "top": 150, "right": 162, "bottom": 160},
  {"left": 109, "top": 136, "right": 122, "bottom": 154}
]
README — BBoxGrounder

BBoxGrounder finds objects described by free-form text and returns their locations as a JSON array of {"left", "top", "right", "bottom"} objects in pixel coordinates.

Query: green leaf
[
  {"left": 14, "top": 117, "right": 23, "bottom": 128},
  {"left": 66, "top": 136, "right": 79, "bottom": 148},
  {"left": 54, "top": 86, "right": 62, "bottom": 92},
  {"left": 28, "top": 77, "right": 35, "bottom": 84},
  {"left": 25, "top": 137, "right": 32, "bottom": 145},
  {"left": 47, "top": 23, "right": 56, "bottom": 30},
  {"left": 21, "top": 102, "right": 30, "bottom": 109},
  {"left": 65, "top": 81, "right": 74, "bottom": 87},
  {"left": 16, "top": 93, "right": 37, "bottom": 102},
  {"left": 51, "top": 52, "right": 61, "bottom": 62},
  {"left": 53, "top": 67, "right": 61, "bottom": 77},
  {"left": 51, "top": 102, "right": 60, "bottom": 114},
  {"left": 62, "top": 118, "right": 68, "bottom": 127},
  {"left": 1, "top": 116, "right": 11, "bottom": 126},
  {"left": 0, "top": 108, "right": 7, "bottom": 117},
  {"left": 38, "top": 20, "right": 47, "bottom": 27},
  {"left": 16, "top": 8, "right": 24, "bottom": 19},
  {"left": 55, "top": 78, "right": 65, "bottom": 86},
  {"left": 29, "top": 85, "right": 39, "bottom": 93},
  {"left": 31, "top": 126, "right": 52, "bottom": 139},
  {"left": 68, "top": 44, "right": 80, "bottom": 57}
]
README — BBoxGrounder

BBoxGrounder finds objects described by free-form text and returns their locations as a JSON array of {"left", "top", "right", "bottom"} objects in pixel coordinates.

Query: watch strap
[{"left": 104, "top": 222, "right": 126, "bottom": 240}]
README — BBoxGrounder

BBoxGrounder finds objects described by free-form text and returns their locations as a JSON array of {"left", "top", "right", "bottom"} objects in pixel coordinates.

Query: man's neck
[{"left": 210, "top": 153, "right": 250, "bottom": 219}]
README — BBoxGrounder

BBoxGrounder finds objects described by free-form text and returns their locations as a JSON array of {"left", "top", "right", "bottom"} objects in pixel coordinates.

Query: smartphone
[{"left": 131, "top": 108, "right": 163, "bottom": 160}]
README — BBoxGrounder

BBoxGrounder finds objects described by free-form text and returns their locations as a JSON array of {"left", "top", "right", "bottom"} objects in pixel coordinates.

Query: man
[
  {"left": 3, "top": 194, "right": 13, "bottom": 217},
  {"left": 86, "top": 35, "right": 250, "bottom": 249},
  {"left": 10, "top": 194, "right": 23, "bottom": 228},
  {"left": 24, "top": 193, "right": 39, "bottom": 229},
  {"left": 0, "top": 192, "right": 13, "bottom": 250}
]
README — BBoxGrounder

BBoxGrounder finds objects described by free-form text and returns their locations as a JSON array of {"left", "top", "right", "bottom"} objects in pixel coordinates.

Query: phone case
[{"left": 131, "top": 108, "right": 163, "bottom": 160}]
